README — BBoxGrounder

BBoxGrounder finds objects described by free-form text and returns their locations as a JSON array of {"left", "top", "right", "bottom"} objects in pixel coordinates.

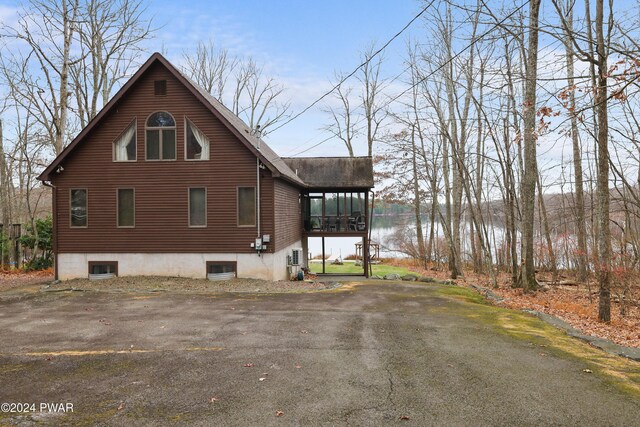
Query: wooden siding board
[
  {"left": 273, "top": 179, "right": 302, "bottom": 251},
  {"left": 52, "top": 62, "right": 275, "bottom": 254}
]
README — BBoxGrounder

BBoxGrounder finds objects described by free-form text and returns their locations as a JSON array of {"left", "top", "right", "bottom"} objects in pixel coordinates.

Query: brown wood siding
[
  {"left": 52, "top": 62, "right": 275, "bottom": 254},
  {"left": 273, "top": 179, "right": 302, "bottom": 251}
]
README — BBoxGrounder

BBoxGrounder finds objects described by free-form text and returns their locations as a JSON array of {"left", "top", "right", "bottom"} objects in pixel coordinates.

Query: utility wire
[
  {"left": 285, "top": 0, "right": 532, "bottom": 155},
  {"left": 268, "top": 0, "right": 437, "bottom": 134},
  {"left": 384, "top": 0, "right": 532, "bottom": 107}
]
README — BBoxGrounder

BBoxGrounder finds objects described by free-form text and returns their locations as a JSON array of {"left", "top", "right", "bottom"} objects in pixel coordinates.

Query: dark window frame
[
  {"left": 237, "top": 186, "right": 256, "bottom": 227},
  {"left": 117, "top": 188, "right": 135, "bottom": 228},
  {"left": 70, "top": 188, "right": 88, "bottom": 228},
  {"left": 145, "top": 111, "right": 176, "bottom": 161},
  {"left": 88, "top": 261, "right": 118, "bottom": 276},
  {"left": 184, "top": 117, "right": 209, "bottom": 161},
  {"left": 188, "top": 187, "right": 207, "bottom": 228},
  {"left": 154, "top": 80, "right": 167, "bottom": 96},
  {"left": 206, "top": 261, "right": 237, "bottom": 277},
  {"left": 113, "top": 118, "right": 137, "bottom": 162}
]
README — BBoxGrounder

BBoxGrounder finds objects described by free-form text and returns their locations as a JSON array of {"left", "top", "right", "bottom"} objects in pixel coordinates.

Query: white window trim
[
  {"left": 70, "top": 188, "right": 88, "bottom": 228},
  {"left": 237, "top": 186, "right": 256, "bottom": 228},
  {"left": 145, "top": 111, "right": 177, "bottom": 161},
  {"left": 188, "top": 187, "right": 207, "bottom": 228},
  {"left": 116, "top": 188, "right": 135, "bottom": 228}
]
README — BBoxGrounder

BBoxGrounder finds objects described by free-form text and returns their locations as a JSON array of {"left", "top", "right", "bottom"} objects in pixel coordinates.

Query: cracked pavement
[{"left": 0, "top": 281, "right": 638, "bottom": 426}]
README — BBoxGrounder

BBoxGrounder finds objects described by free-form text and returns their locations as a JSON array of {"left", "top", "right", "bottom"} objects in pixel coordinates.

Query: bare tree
[
  {"left": 558, "top": 0, "right": 589, "bottom": 283},
  {"left": 1, "top": 0, "right": 82, "bottom": 155},
  {"left": 359, "top": 45, "right": 387, "bottom": 157},
  {"left": 324, "top": 46, "right": 387, "bottom": 157},
  {"left": 182, "top": 46, "right": 289, "bottom": 135},
  {"left": 324, "top": 80, "right": 358, "bottom": 157},
  {"left": 71, "top": 0, "right": 154, "bottom": 127},
  {"left": 519, "top": 0, "right": 542, "bottom": 291},
  {"left": 182, "top": 40, "right": 237, "bottom": 101}
]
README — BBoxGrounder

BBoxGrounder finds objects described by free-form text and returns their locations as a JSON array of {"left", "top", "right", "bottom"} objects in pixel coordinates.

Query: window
[
  {"left": 117, "top": 189, "right": 135, "bottom": 227},
  {"left": 185, "top": 118, "right": 210, "bottom": 160},
  {"left": 207, "top": 261, "right": 236, "bottom": 281},
  {"left": 237, "top": 187, "right": 256, "bottom": 227},
  {"left": 189, "top": 188, "right": 206, "bottom": 227},
  {"left": 114, "top": 121, "right": 137, "bottom": 161},
  {"left": 70, "top": 189, "right": 87, "bottom": 227},
  {"left": 146, "top": 112, "right": 176, "bottom": 160},
  {"left": 154, "top": 80, "right": 167, "bottom": 96},
  {"left": 88, "top": 261, "right": 118, "bottom": 280}
]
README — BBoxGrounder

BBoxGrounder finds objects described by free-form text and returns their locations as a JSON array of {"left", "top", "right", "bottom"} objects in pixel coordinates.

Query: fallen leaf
[
  {"left": 275, "top": 410, "right": 284, "bottom": 417},
  {"left": 243, "top": 363, "right": 254, "bottom": 368}
]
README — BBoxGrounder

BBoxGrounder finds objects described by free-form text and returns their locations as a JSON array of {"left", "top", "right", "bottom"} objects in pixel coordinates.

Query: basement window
[
  {"left": 207, "top": 261, "right": 236, "bottom": 281},
  {"left": 88, "top": 261, "right": 118, "bottom": 280}
]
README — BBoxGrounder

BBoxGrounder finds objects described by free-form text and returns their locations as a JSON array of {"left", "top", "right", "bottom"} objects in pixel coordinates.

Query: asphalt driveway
[{"left": 0, "top": 281, "right": 638, "bottom": 426}]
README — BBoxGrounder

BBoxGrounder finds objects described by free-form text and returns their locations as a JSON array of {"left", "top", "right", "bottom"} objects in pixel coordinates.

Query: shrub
[{"left": 19, "top": 217, "right": 53, "bottom": 271}]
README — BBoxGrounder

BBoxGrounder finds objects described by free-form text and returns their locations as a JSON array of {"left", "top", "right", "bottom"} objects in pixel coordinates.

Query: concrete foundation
[{"left": 57, "top": 241, "right": 303, "bottom": 281}]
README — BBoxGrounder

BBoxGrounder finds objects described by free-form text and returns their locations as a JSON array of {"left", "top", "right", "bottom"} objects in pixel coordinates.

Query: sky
[
  {"left": 0, "top": 0, "right": 429, "bottom": 158},
  {"left": 144, "top": 0, "right": 426, "bottom": 157}
]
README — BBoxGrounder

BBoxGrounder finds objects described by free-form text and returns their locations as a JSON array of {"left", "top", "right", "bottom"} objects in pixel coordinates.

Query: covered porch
[{"left": 282, "top": 156, "right": 374, "bottom": 277}]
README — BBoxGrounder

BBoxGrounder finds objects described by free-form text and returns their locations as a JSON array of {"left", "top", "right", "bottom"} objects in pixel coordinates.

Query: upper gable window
[
  {"left": 114, "top": 121, "right": 136, "bottom": 162},
  {"left": 154, "top": 80, "right": 167, "bottom": 96},
  {"left": 185, "top": 118, "right": 210, "bottom": 160},
  {"left": 146, "top": 112, "right": 176, "bottom": 161}
]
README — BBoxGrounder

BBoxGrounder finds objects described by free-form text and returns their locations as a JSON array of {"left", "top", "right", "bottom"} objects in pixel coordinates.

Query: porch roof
[{"left": 281, "top": 156, "right": 374, "bottom": 189}]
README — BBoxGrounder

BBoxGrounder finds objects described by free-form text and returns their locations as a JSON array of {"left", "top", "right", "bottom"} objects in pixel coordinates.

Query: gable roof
[
  {"left": 282, "top": 157, "right": 374, "bottom": 189},
  {"left": 38, "top": 52, "right": 304, "bottom": 186}
]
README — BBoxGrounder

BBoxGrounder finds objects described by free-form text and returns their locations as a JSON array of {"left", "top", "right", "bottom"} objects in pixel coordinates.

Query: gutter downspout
[
  {"left": 255, "top": 126, "right": 262, "bottom": 252},
  {"left": 42, "top": 180, "right": 58, "bottom": 280}
]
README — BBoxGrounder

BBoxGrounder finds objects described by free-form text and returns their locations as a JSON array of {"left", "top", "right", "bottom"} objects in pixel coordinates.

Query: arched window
[{"left": 146, "top": 112, "right": 176, "bottom": 160}]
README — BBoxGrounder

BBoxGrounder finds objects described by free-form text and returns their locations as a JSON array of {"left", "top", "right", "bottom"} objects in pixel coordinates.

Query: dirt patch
[
  {"left": 48, "top": 276, "right": 339, "bottom": 294},
  {"left": 0, "top": 269, "right": 54, "bottom": 291}
]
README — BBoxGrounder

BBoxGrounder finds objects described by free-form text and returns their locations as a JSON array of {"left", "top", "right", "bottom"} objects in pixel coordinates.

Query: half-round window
[
  {"left": 147, "top": 112, "right": 175, "bottom": 127},
  {"left": 146, "top": 111, "right": 176, "bottom": 160}
]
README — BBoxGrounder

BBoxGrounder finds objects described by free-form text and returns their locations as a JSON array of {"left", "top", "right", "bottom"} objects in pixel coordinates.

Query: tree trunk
[
  {"left": 520, "top": 0, "right": 542, "bottom": 292},
  {"left": 0, "top": 119, "right": 9, "bottom": 265},
  {"left": 594, "top": 0, "right": 611, "bottom": 322},
  {"left": 562, "top": 0, "right": 589, "bottom": 282},
  {"left": 410, "top": 128, "right": 426, "bottom": 266}
]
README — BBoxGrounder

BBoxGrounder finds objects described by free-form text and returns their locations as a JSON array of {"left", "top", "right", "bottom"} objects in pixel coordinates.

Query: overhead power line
[
  {"left": 284, "top": 0, "right": 532, "bottom": 156},
  {"left": 384, "top": 0, "right": 532, "bottom": 107},
  {"left": 269, "top": 0, "right": 437, "bottom": 134}
]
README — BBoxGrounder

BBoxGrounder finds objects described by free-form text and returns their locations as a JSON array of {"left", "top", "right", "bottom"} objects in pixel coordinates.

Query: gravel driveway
[{"left": 0, "top": 281, "right": 638, "bottom": 426}]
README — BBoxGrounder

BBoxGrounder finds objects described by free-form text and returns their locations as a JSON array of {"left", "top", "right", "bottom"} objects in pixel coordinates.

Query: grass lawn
[{"left": 308, "top": 262, "right": 413, "bottom": 277}]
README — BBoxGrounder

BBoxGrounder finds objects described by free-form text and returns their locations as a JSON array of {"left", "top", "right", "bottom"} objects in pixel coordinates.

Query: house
[{"left": 38, "top": 53, "right": 374, "bottom": 281}]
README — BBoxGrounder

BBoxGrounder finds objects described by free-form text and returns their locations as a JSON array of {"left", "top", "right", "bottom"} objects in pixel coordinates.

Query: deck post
[{"left": 322, "top": 236, "right": 326, "bottom": 274}]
